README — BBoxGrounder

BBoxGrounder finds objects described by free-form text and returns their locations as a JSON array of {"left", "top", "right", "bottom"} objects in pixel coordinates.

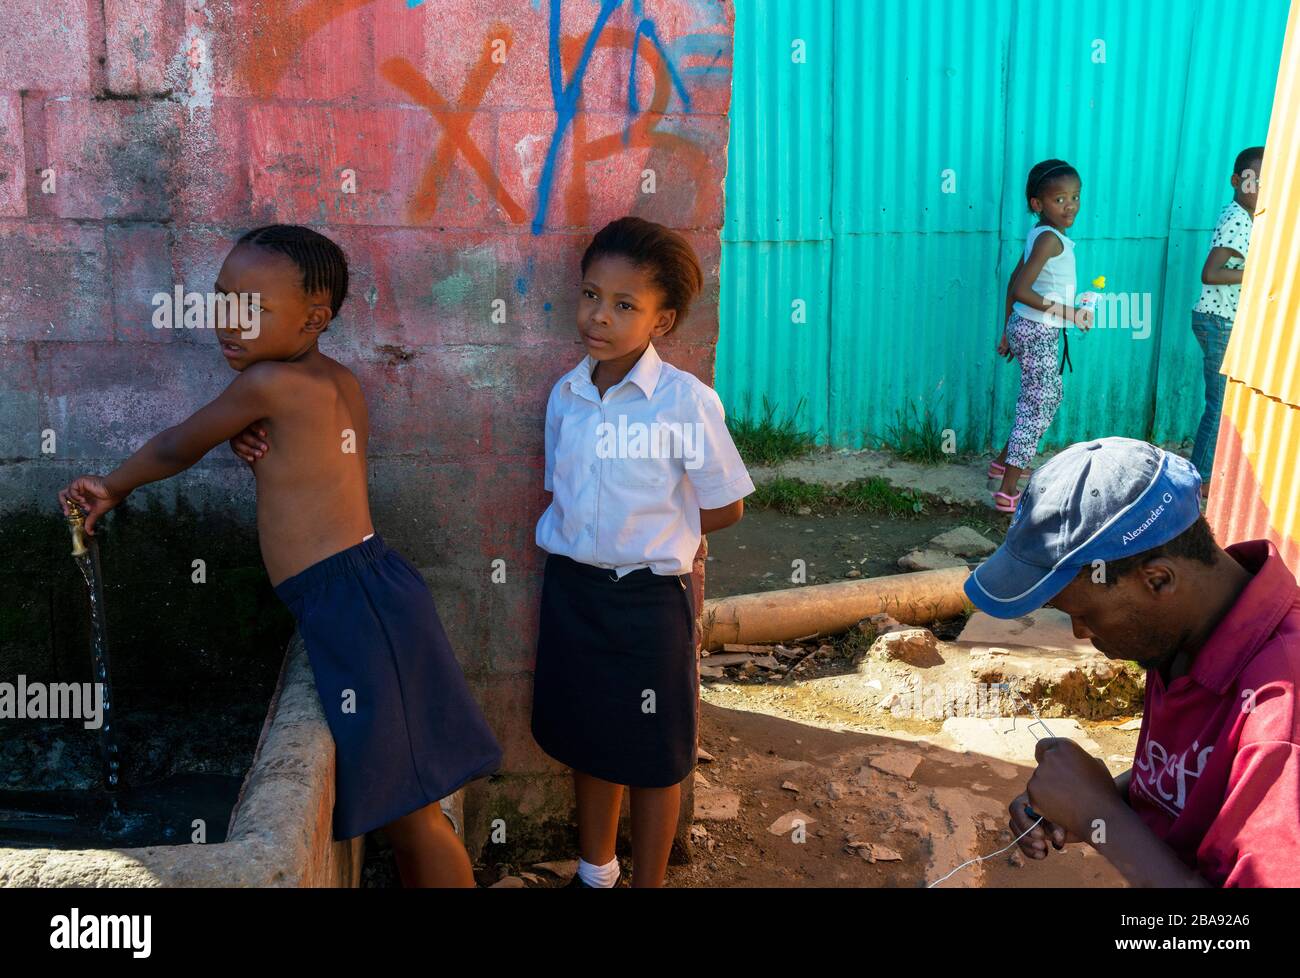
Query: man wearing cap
[{"left": 965, "top": 437, "right": 1300, "bottom": 887}]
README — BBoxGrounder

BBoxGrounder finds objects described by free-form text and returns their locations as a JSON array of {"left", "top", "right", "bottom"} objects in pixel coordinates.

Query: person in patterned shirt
[{"left": 1190, "top": 145, "right": 1265, "bottom": 495}]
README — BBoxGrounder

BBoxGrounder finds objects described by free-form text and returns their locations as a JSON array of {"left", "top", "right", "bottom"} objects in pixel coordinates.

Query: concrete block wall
[{"left": 0, "top": 0, "right": 734, "bottom": 858}]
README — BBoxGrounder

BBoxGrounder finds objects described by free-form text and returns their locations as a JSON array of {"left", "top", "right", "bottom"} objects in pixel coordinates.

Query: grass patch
[
  {"left": 835, "top": 624, "right": 877, "bottom": 661},
  {"left": 882, "top": 401, "right": 951, "bottom": 465},
  {"left": 751, "top": 476, "right": 929, "bottom": 517},
  {"left": 728, "top": 396, "right": 817, "bottom": 466},
  {"left": 836, "top": 478, "right": 929, "bottom": 515},
  {"left": 749, "top": 478, "right": 830, "bottom": 512}
]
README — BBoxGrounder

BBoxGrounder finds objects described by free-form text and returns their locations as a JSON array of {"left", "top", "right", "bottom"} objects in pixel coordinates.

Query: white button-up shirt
[{"left": 536, "top": 343, "right": 755, "bottom": 577}]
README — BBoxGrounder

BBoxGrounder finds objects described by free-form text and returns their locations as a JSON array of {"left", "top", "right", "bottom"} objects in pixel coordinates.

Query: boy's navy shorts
[{"left": 274, "top": 534, "right": 502, "bottom": 840}]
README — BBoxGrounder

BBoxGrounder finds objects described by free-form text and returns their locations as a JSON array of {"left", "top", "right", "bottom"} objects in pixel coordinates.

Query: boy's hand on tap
[
  {"left": 58, "top": 476, "right": 127, "bottom": 535},
  {"left": 229, "top": 423, "right": 269, "bottom": 466}
]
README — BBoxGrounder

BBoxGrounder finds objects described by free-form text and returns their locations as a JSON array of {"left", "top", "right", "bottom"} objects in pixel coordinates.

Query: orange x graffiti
[
  {"left": 379, "top": 28, "right": 525, "bottom": 225},
  {"left": 238, "top": 0, "right": 378, "bottom": 99}
]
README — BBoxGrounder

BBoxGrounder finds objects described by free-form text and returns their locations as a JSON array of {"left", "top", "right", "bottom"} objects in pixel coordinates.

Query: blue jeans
[{"left": 1190, "top": 310, "right": 1233, "bottom": 481}]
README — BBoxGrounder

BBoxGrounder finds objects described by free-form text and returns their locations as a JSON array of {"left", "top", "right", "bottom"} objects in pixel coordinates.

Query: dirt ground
[
  {"left": 664, "top": 673, "right": 1138, "bottom": 889},
  {"left": 704, "top": 505, "right": 1005, "bottom": 598},
  {"left": 662, "top": 706, "right": 1124, "bottom": 888},
  {"left": 458, "top": 502, "right": 1143, "bottom": 890},
  {"left": 664, "top": 502, "right": 1140, "bottom": 888},
  {"left": 450, "top": 454, "right": 1156, "bottom": 889},
  {"left": 745, "top": 449, "right": 1030, "bottom": 509}
]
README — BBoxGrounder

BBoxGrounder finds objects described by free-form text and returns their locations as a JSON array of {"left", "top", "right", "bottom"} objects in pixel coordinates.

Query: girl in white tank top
[
  {"left": 1013, "top": 224, "right": 1076, "bottom": 325},
  {"left": 989, "top": 160, "right": 1092, "bottom": 511}
]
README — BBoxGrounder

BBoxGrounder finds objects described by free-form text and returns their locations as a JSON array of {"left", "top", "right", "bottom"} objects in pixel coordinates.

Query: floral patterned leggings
[{"left": 1005, "top": 312, "right": 1063, "bottom": 469}]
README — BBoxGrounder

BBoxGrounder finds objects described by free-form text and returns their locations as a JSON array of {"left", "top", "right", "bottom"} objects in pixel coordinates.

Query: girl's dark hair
[
  {"left": 1025, "top": 159, "right": 1080, "bottom": 212},
  {"left": 580, "top": 216, "right": 703, "bottom": 329},
  {"left": 237, "top": 224, "right": 349, "bottom": 316}
]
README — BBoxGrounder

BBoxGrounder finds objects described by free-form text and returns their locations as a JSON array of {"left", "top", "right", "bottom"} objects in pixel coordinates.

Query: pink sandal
[
  {"left": 987, "top": 460, "right": 1033, "bottom": 480},
  {"left": 992, "top": 490, "right": 1021, "bottom": 513}
]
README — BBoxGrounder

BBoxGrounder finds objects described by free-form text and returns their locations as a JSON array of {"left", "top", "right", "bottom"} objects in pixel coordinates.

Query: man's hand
[
  {"left": 1009, "top": 791, "right": 1081, "bottom": 859},
  {"left": 1026, "top": 737, "right": 1123, "bottom": 842},
  {"left": 229, "top": 423, "right": 269, "bottom": 466},
  {"left": 58, "top": 476, "right": 127, "bottom": 535},
  {"left": 1025, "top": 746, "right": 1210, "bottom": 888}
]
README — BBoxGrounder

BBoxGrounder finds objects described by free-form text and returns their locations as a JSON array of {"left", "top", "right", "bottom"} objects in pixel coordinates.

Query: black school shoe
[{"left": 564, "top": 871, "right": 621, "bottom": 888}]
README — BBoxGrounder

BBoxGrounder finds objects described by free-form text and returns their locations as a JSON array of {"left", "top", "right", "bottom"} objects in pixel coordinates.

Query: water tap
[{"left": 66, "top": 501, "right": 89, "bottom": 557}]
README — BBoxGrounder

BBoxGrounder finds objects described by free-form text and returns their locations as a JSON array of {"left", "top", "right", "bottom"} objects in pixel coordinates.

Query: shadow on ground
[{"left": 666, "top": 701, "right": 1128, "bottom": 889}]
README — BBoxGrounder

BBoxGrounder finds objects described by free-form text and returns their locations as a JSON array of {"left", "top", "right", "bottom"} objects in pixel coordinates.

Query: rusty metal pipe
[{"left": 700, "top": 566, "right": 971, "bottom": 651}]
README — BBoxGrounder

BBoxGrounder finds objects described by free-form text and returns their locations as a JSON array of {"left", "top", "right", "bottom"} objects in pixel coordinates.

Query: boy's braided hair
[{"left": 237, "top": 224, "right": 349, "bottom": 316}]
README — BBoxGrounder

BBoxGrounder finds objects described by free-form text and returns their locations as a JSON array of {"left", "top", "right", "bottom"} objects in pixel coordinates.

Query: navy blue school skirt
[
  {"left": 274, "top": 535, "right": 502, "bottom": 840},
  {"left": 531, "top": 553, "right": 698, "bottom": 788}
]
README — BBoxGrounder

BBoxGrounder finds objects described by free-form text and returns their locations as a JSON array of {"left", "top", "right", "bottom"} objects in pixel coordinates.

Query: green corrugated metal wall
[{"left": 717, "top": 0, "right": 1291, "bottom": 451}]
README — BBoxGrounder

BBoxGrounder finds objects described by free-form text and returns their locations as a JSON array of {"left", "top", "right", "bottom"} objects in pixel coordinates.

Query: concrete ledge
[{"left": 0, "top": 636, "right": 362, "bottom": 887}]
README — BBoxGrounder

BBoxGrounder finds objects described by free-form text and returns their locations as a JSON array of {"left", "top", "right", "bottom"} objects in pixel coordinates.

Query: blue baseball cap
[{"left": 965, "top": 438, "right": 1203, "bottom": 618}]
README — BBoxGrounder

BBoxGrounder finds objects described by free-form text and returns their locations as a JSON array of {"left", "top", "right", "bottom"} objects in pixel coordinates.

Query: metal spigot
[{"left": 67, "top": 501, "right": 89, "bottom": 557}]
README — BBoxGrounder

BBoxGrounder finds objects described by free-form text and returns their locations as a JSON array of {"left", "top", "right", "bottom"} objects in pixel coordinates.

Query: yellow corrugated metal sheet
[
  {"left": 1208, "top": 0, "right": 1300, "bottom": 573},
  {"left": 1211, "top": 381, "right": 1300, "bottom": 570},
  {"left": 1220, "top": 1, "right": 1300, "bottom": 405}
]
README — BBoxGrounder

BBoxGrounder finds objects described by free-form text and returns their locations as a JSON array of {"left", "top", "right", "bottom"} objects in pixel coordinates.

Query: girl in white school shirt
[{"left": 532, "top": 216, "right": 755, "bottom": 888}]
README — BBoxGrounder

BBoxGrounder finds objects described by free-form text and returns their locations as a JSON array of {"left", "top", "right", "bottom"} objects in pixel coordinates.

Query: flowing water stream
[
  {"left": 73, "top": 538, "right": 122, "bottom": 794},
  {"left": 0, "top": 508, "right": 245, "bottom": 850}
]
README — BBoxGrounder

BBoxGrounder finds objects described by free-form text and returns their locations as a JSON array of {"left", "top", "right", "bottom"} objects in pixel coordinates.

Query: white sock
[{"left": 577, "top": 856, "right": 619, "bottom": 888}]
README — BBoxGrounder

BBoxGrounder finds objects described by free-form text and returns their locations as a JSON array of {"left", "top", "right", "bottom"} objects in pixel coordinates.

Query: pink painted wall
[{"left": 0, "top": 0, "right": 733, "bottom": 857}]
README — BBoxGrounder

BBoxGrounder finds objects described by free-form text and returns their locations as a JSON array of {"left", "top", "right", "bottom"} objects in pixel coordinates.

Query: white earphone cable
[
  {"left": 927, "top": 816, "right": 1044, "bottom": 888},
  {"left": 926, "top": 686, "right": 1056, "bottom": 888}
]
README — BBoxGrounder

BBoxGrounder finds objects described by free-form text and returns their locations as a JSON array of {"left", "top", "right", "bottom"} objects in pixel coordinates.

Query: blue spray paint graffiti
[
  {"left": 666, "top": 33, "right": 729, "bottom": 77},
  {"left": 533, "top": 0, "right": 622, "bottom": 235},
  {"left": 628, "top": 1, "right": 691, "bottom": 115},
  {"left": 404, "top": 0, "right": 701, "bottom": 235},
  {"left": 532, "top": 0, "right": 693, "bottom": 234}
]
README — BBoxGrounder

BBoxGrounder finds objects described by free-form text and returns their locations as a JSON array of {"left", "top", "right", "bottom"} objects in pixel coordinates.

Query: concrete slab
[
  {"left": 0, "top": 636, "right": 363, "bottom": 887},
  {"left": 868, "top": 750, "right": 924, "bottom": 780},
  {"left": 898, "top": 548, "right": 968, "bottom": 571},
  {"left": 940, "top": 717, "right": 1101, "bottom": 765},
  {"left": 767, "top": 809, "right": 816, "bottom": 836},
  {"left": 695, "top": 786, "right": 741, "bottom": 821},
  {"left": 956, "top": 607, "right": 1097, "bottom": 654},
  {"left": 928, "top": 526, "right": 998, "bottom": 557}
]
